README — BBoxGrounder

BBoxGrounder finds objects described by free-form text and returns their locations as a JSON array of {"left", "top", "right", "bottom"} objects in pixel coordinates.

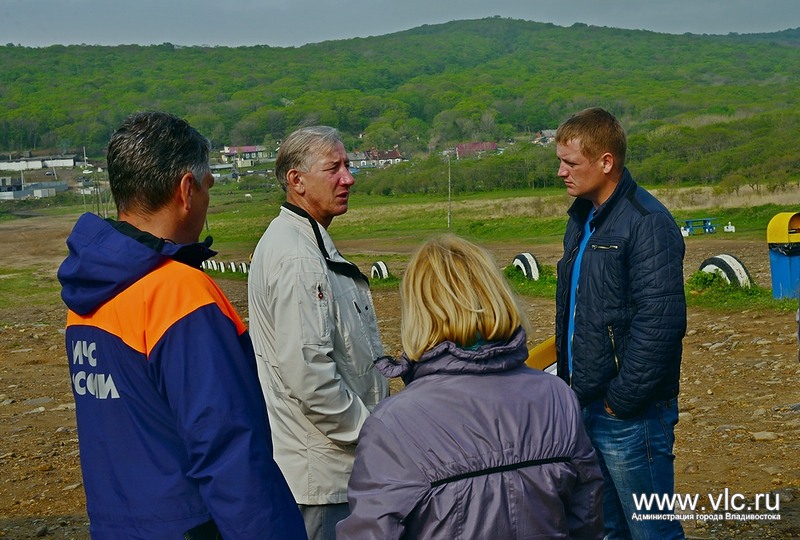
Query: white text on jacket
[{"left": 71, "top": 340, "right": 120, "bottom": 399}]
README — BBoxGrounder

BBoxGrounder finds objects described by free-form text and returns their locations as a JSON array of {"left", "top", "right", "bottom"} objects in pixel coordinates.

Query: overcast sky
[{"left": 1, "top": 0, "right": 798, "bottom": 48}]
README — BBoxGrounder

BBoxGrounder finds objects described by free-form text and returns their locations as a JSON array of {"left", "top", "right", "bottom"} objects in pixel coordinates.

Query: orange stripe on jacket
[{"left": 67, "top": 259, "right": 246, "bottom": 357}]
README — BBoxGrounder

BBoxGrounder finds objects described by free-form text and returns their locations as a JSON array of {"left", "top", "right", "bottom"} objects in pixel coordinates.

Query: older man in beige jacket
[{"left": 248, "top": 125, "right": 388, "bottom": 540}]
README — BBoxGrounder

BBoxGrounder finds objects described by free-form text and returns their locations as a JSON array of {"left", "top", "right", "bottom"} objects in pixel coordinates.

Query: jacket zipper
[
  {"left": 591, "top": 243, "right": 620, "bottom": 250},
  {"left": 608, "top": 326, "right": 620, "bottom": 372}
]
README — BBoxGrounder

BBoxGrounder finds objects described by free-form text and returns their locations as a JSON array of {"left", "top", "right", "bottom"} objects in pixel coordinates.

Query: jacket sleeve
[
  {"left": 606, "top": 211, "right": 687, "bottom": 417},
  {"left": 157, "top": 301, "right": 306, "bottom": 539},
  {"left": 564, "top": 391, "right": 605, "bottom": 539},
  {"left": 336, "top": 415, "right": 428, "bottom": 539},
  {"left": 268, "top": 259, "right": 370, "bottom": 445}
]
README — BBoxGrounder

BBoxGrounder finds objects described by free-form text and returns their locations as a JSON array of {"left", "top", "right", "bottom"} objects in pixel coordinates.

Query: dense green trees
[{"left": 1, "top": 18, "right": 798, "bottom": 195}]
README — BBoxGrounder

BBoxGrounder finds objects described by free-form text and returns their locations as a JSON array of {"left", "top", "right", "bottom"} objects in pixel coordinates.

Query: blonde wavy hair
[{"left": 400, "top": 234, "right": 531, "bottom": 361}]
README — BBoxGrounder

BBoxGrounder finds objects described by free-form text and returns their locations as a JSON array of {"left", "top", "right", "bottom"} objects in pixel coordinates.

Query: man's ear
[
  {"left": 178, "top": 172, "right": 195, "bottom": 211},
  {"left": 599, "top": 152, "right": 615, "bottom": 174},
  {"left": 286, "top": 169, "right": 305, "bottom": 195}
]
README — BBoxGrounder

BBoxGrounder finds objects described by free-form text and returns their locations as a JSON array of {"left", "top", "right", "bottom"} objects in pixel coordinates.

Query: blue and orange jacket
[{"left": 58, "top": 213, "right": 305, "bottom": 539}]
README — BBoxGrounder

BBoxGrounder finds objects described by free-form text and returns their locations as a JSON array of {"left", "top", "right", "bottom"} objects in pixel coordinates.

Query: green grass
[
  {"left": 686, "top": 269, "right": 797, "bottom": 312},
  {"left": 504, "top": 264, "right": 559, "bottom": 299},
  {"left": 5, "top": 180, "right": 797, "bottom": 250},
  {"left": 203, "top": 186, "right": 800, "bottom": 257},
  {"left": 367, "top": 275, "right": 401, "bottom": 290},
  {"left": 205, "top": 269, "right": 248, "bottom": 283},
  {"left": 4, "top": 183, "right": 800, "bottom": 315},
  {"left": 184, "top": 252, "right": 800, "bottom": 315},
  {"left": 0, "top": 267, "right": 63, "bottom": 309}
]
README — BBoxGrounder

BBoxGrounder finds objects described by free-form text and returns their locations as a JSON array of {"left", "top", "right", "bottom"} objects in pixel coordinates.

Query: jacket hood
[
  {"left": 58, "top": 213, "right": 216, "bottom": 315},
  {"left": 375, "top": 327, "right": 528, "bottom": 386}
]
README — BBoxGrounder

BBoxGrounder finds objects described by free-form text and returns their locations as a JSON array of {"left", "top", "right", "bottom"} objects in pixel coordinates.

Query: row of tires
[
  {"left": 202, "top": 252, "right": 753, "bottom": 288},
  {"left": 369, "top": 253, "right": 540, "bottom": 280},
  {"left": 374, "top": 252, "right": 753, "bottom": 288},
  {"left": 201, "top": 260, "right": 250, "bottom": 274}
]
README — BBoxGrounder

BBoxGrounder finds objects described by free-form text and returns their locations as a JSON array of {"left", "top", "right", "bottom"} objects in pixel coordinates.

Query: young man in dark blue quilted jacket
[{"left": 554, "top": 107, "right": 687, "bottom": 540}]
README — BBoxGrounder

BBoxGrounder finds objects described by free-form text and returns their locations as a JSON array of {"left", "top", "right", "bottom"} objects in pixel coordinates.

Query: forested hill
[{"left": 1, "top": 17, "right": 798, "bottom": 189}]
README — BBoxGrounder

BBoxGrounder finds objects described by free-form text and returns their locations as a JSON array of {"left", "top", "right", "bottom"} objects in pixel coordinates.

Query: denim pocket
[{"left": 656, "top": 397, "right": 679, "bottom": 449}]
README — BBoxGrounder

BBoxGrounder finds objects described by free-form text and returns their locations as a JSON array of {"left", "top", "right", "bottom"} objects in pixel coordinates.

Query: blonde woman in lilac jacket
[{"left": 337, "top": 235, "right": 603, "bottom": 539}]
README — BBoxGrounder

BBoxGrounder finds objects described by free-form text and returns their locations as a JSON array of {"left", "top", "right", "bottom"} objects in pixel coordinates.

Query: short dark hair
[
  {"left": 107, "top": 111, "right": 210, "bottom": 214},
  {"left": 555, "top": 107, "right": 627, "bottom": 168}
]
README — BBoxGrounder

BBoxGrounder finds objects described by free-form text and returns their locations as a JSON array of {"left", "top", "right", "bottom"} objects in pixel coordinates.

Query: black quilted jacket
[{"left": 555, "top": 168, "right": 687, "bottom": 418}]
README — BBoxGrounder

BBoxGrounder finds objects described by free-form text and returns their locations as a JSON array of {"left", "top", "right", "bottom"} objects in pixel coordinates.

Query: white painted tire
[
  {"left": 699, "top": 254, "right": 752, "bottom": 287},
  {"left": 512, "top": 253, "right": 540, "bottom": 281},
  {"left": 371, "top": 261, "right": 389, "bottom": 280},
  {"left": 238, "top": 262, "right": 249, "bottom": 274}
]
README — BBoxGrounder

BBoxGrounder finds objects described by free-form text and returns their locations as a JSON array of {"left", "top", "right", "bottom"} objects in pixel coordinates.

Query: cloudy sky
[{"left": 1, "top": 0, "right": 798, "bottom": 48}]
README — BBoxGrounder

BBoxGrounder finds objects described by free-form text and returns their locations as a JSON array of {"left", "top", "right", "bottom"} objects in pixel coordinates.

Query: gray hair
[
  {"left": 275, "top": 126, "right": 343, "bottom": 192},
  {"left": 107, "top": 111, "right": 211, "bottom": 215}
]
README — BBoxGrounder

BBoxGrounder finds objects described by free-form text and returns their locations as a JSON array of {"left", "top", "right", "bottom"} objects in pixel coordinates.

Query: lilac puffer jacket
[{"left": 337, "top": 328, "right": 603, "bottom": 539}]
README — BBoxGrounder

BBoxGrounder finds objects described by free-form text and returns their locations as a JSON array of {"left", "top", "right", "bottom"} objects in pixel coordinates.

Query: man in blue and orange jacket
[{"left": 57, "top": 111, "right": 306, "bottom": 539}]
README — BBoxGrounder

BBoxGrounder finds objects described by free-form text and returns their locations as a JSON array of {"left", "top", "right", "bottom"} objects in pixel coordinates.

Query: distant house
[
  {"left": 532, "top": 130, "right": 557, "bottom": 146},
  {"left": 44, "top": 156, "right": 77, "bottom": 168},
  {"left": 455, "top": 142, "right": 498, "bottom": 160},
  {"left": 347, "top": 148, "right": 406, "bottom": 169},
  {"left": 0, "top": 177, "right": 68, "bottom": 200},
  {"left": 0, "top": 155, "right": 76, "bottom": 172},
  {"left": 220, "top": 145, "right": 268, "bottom": 168},
  {"left": 0, "top": 177, "right": 23, "bottom": 192},
  {"left": 210, "top": 163, "right": 236, "bottom": 180}
]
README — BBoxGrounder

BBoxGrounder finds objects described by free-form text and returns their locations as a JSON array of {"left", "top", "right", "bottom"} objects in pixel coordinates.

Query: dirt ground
[{"left": 1, "top": 213, "right": 800, "bottom": 539}]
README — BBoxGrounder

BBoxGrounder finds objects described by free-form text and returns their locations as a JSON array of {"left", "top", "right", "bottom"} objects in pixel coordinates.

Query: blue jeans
[{"left": 582, "top": 397, "right": 684, "bottom": 540}]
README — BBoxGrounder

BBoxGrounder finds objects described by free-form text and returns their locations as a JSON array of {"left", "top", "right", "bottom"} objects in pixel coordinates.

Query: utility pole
[{"left": 447, "top": 154, "right": 452, "bottom": 229}]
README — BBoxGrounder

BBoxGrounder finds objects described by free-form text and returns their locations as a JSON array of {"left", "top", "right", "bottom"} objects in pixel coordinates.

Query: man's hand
[{"left": 604, "top": 399, "right": 617, "bottom": 417}]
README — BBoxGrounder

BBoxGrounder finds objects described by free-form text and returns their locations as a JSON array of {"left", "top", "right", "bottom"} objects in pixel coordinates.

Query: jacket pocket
[
  {"left": 608, "top": 325, "right": 620, "bottom": 372},
  {"left": 587, "top": 236, "right": 629, "bottom": 312},
  {"left": 298, "top": 272, "right": 332, "bottom": 346},
  {"left": 333, "top": 279, "right": 383, "bottom": 378}
]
